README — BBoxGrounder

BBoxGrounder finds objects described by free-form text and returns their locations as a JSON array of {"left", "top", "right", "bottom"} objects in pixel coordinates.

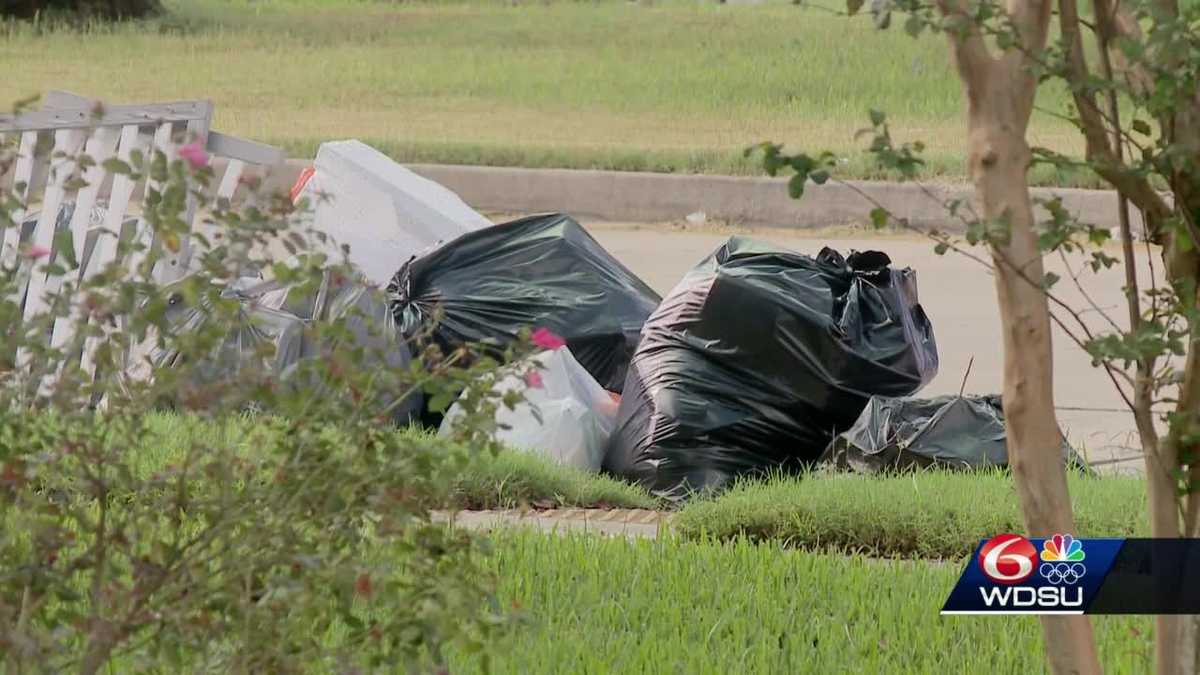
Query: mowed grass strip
[
  {"left": 447, "top": 445, "right": 658, "bottom": 511},
  {"left": 446, "top": 532, "right": 1153, "bottom": 673},
  {"left": 0, "top": 0, "right": 1094, "bottom": 184},
  {"left": 129, "top": 414, "right": 1146, "bottom": 557},
  {"left": 673, "top": 471, "right": 1148, "bottom": 558},
  {"left": 126, "top": 412, "right": 657, "bottom": 509}
]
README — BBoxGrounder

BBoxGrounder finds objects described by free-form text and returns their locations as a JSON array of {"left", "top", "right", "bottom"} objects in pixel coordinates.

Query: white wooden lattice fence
[{"left": 0, "top": 90, "right": 285, "bottom": 380}]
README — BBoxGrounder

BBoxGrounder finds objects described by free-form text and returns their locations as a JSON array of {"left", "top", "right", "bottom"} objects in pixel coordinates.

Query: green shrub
[
  {"left": 1, "top": 0, "right": 163, "bottom": 20},
  {"left": 0, "top": 101, "right": 522, "bottom": 673}
]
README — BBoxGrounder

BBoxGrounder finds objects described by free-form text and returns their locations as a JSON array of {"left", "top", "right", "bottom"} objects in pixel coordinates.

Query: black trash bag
[
  {"left": 603, "top": 237, "right": 939, "bottom": 499},
  {"left": 128, "top": 272, "right": 421, "bottom": 425},
  {"left": 386, "top": 213, "right": 662, "bottom": 393},
  {"left": 819, "top": 393, "right": 1091, "bottom": 473}
]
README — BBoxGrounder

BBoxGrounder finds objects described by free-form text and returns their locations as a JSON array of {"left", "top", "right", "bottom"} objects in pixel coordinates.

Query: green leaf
[
  {"left": 427, "top": 392, "right": 454, "bottom": 413},
  {"left": 788, "top": 154, "right": 815, "bottom": 174},
  {"left": 869, "top": 207, "right": 889, "bottom": 229},
  {"left": 787, "top": 173, "right": 807, "bottom": 199},
  {"left": 904, "top": 14, "right": 923, "bottom": 37},
  {"left": 102, "top": 158, "right": 133, "bottom": 176},
  {"left": 1089, "top": 251, "right": 1119, "bottom": 271},
  {"left": 810, "top": 169, "right": 830, "bottom": 185},
  {"left": 934, "top": 241, "right": 950, "bottom": 255},
  {"left": 1088, "top": 227, "right": 1112, "bottom": 246},
  {"left": 53, "top": 229, "right": 78, "bottom": 269},
  {"left": 1132, "top": 119, "right": 1152, "bottom": 136},
  {"left": 869, "top": 109, "right": 886, "bottom": 127},
  {"left": 1041, "top": 272, "right": 1061, "bottom": 289}
]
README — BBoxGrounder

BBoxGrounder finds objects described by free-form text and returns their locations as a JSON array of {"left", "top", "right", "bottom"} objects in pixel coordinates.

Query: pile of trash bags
[
  {"left": 603, "top": 238, "right": 939, "bottom": 498},
  {"left": 820, "top": 393, "right": 1091, "bottom": 473},
  {"left": 124, "top": 139, "right": 1091, "bottom": 489},
  {"left": 387, "top": 213, "right": 661, "bottom": 393}
]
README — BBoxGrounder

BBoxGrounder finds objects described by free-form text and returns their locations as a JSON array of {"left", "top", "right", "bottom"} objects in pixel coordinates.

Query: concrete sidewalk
[{"left": 434, "top": 508, "right": 672, "bottom": 539}]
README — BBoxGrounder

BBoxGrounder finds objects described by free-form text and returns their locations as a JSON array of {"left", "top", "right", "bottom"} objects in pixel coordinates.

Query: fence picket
[
  {"left": 44, "top": 126, "right": 122, "bottom": 381},
  {"left": 20, "top": 128, "right": 87, "bottom": 320},
  {"left": 124, "top": 121, "right": 175, "bottom": 280},
  {"left": 79, "top": 125, "right": 150, "bottom": 380},
  {"left": 16, "top": 128, "right": 88, "bottom": 371},
  {"left": 2, "top": 131, "right": 41, "bottom": 268}
]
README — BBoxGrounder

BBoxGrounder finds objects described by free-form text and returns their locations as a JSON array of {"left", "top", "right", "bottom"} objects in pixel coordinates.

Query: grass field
[
  {"left": 0, "top": 0, "right": 1094, "bottom": 184},
  {"left": 446, "top": 532, "right": 1153, "bottom": 673}
]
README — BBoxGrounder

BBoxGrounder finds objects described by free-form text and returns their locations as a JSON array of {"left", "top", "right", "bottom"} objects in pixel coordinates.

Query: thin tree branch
[
  {"left": 830, "top": 175, "right": 1138, "bottom": 408},
  {"left": 1058, "top": 248, "right": 1124, "bottom": 333}
]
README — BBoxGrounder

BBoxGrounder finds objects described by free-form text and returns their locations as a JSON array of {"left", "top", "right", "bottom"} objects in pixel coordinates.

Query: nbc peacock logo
[{"left": 1039, "top": 534, "right": 1086, "bottom": 585}]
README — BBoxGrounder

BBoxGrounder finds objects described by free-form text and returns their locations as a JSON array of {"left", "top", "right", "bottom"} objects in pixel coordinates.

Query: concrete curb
[{"left": 259, "top": 159, "right": 1146, "bottom": 235}]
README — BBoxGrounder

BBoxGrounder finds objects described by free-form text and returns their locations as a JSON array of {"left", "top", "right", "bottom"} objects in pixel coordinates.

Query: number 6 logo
[{"left": 978, "top": 534, "right": 1038, "bottom": 585}]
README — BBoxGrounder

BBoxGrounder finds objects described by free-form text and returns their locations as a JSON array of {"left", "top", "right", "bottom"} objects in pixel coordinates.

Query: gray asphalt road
[{"left": 585, "top": 222, "right": 1160, "bottom": 472}]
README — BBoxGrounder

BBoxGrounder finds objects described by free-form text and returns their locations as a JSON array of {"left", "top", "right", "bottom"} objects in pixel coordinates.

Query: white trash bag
[
  {"left": 291, "top": 139, "right": 491, "bottom": 285},
  {"left": 439, "top": 347, "right": 619, "bottom": 472}
]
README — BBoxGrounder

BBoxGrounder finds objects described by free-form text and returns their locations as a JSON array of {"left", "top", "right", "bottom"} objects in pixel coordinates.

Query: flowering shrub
[{"left": 0, "top": 106, "right": 521, "bottom": 673}]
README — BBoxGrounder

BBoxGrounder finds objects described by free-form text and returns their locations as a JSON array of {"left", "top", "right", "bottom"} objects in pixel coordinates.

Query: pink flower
[
  {"left": 355, "top": 573, "right": 373, "bottom": 599},
  {"left": 523, "top": 370, "right": 544, "bottom": 389},
  {"left": 23, "top": 245, "right": 50, "bottom": 260},
  {"left": 178, "top": 142, "right": 209, "bottom": 169},
  {"left": 530, "top": 327, "right": 566, "bottom": 350}
]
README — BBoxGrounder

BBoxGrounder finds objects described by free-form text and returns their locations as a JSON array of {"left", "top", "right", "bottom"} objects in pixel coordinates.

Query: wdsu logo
[
  {"left": 943, "top": 534, "right": 1121, "bottom": 615},
  {"left": 940, "top": 533, "right": 1089, "bottom": 614},
  {"left": 977, "top": 534, "right": 1086, "bottom": 609}
]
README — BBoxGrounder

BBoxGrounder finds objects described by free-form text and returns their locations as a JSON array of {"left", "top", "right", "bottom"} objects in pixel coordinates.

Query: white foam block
[{"left": 297, "top": 140, "right": 491, "bottom": 284}]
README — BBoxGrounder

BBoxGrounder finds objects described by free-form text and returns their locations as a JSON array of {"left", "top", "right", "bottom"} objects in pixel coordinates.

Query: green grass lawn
[
  {"left": 0, "top": 0, "right": 1096, "bottom": 185},
  {"left": 10, "top": 413, "right": 1157, "bottom": 671},
  {"left": 674, "top": 470, "right": 1148, "bottom": 558},
  {"left": 446, "top": 532, "right": 1154, "bottom": 673},
  {"left": 129, "top": 413, "right": 1146, "bottom": 558}
]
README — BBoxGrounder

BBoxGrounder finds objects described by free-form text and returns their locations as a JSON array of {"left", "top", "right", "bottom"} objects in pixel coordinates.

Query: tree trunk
[
  {"left": 1058, "top": 0, "right": 1192, "bottom": 670},
  {"left": 961, "top": 61, "right": 1104, "bottom": 675},
  {"left": 935, "top": 0, "right": 1103, "bottom": 658},
  {"left": 1162, "top": 78, "right": 1200, "bottom": 675}
]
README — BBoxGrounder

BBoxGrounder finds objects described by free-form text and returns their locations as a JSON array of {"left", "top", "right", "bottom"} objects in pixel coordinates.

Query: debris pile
[{"left": 139, "top": 140, "right": 1091, "bottom": 485}]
